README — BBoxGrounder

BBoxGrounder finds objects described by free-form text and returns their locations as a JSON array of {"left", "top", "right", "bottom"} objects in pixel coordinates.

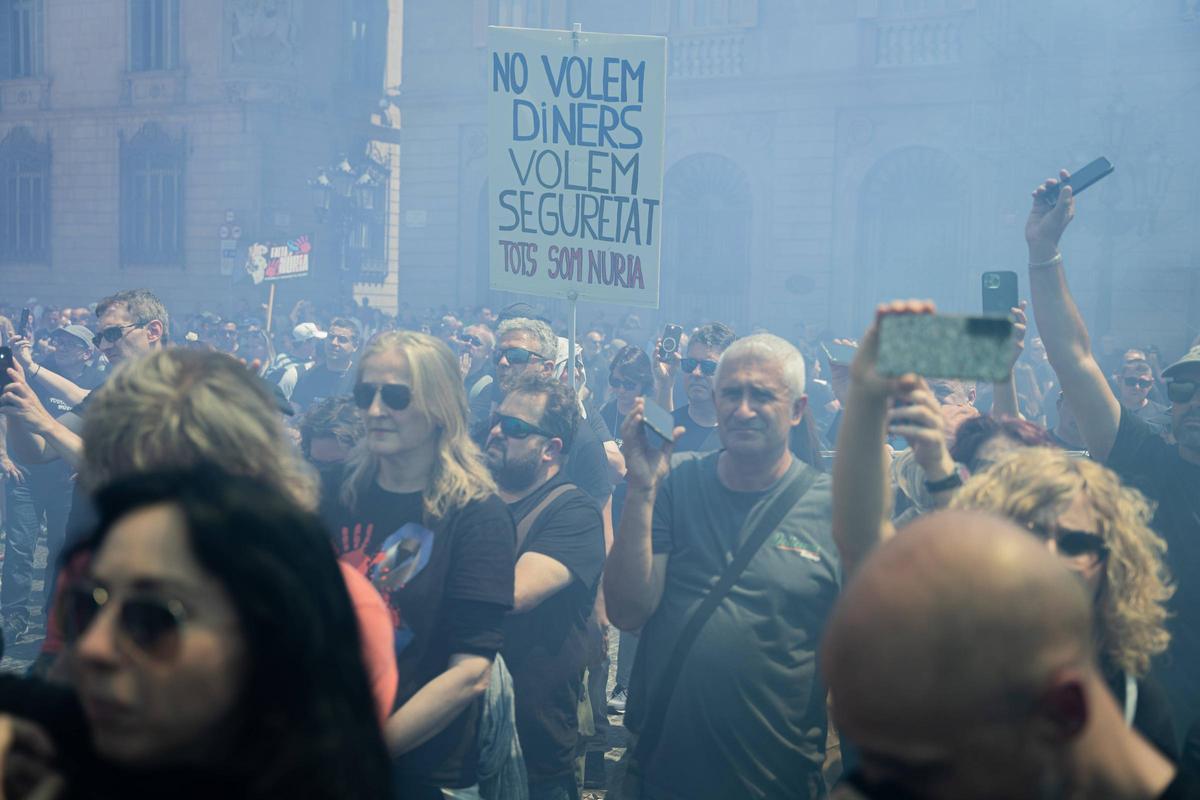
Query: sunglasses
[
  {"left": 609, "top": 375, "right": 641, "bottom": 392},
  {"left": 92, "top": 321, "right": 147, "bottom": 348},
  {"left": 353, "top": 382, "right": 413, "bottom": 411},
  {"left": 494, "top": 347, "right": 544, "bottom": 366},
  {"left": 492, "top": 413, "right": 556, "bottom": 440},
  {"left": 1123, "top": 377, "right": 1153, "bottom": 389},
  {"left": 62, "top": 584, "right": 187, "bottom": 661},
  {"left": 1168, "top": 381, "right": 1198, "bottom": 405},
  {"left": 458, "top": 333, "right": 483, "bottom": 348},
  {"left": 681, "top": 357, "right": 719, "bottom": 377},
  {"left": 1027, "top": 523, "right": 1108, "bottom": 563}
]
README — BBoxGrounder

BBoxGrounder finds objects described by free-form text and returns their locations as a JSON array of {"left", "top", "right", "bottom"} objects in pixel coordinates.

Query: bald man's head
[{"left": 824, "top": 511, "right": 1096, "bottom": 799}]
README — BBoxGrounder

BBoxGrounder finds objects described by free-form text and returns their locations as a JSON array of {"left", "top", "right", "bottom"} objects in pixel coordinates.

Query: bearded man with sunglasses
[
  {"left": 1027, "top": 169, "right": 1200, "bottom": 738},
  {"left": 484, "top": 374, "right": 604, "bottom": 800}
]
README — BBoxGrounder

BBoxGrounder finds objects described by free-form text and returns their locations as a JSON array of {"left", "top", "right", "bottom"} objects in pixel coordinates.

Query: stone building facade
[
  {"left": 397, "top": 0, "right": 1200, "bottom": 353},
  {"left": 0, "top": 0, "right": 402, "bottom": 317}
]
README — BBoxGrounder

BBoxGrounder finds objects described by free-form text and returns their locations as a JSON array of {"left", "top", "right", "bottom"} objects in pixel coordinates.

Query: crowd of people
[{"left": 0, "top": 170, "right": 1196, "bottom": 799}]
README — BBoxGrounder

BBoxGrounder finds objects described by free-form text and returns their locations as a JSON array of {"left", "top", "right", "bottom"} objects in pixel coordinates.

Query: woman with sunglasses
[
  {"left": 0, "top": 466, "right": 391, "bottom": 799},
  {"left": 834, "top": 304, "right": 1178, "bottom": 762},
  {"left": 949, "top": 447, "right": 1177, "bottom": 759},
  {"left": 322, "top": 330, "right": 516, "bottom": 799},
  {"left": 599, "top": 345, "right": 653, "bottom": 439}
]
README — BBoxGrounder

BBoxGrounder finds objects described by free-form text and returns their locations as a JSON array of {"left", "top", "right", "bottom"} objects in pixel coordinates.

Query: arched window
[
  {"left": 854, "top": 147, "right": 969, "bottom": 324},
  {"left": 0, "top": 126, "right": 50, "bottom": 264},
  {"left": 120, "top": 123, "right": 185, "bottom": 266},
  {"left": 660, "top": 153, "right": 752, "bottom": 329}
]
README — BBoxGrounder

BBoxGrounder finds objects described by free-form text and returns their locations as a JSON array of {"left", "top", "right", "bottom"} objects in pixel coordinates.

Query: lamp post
[{"left": 309, "top": 147, "right": 390, "bottom": 297}]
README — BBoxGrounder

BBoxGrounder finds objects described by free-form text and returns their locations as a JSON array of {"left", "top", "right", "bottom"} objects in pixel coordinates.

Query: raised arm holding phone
[{"left": 1026, "top": 166, "right": 1200, "bottom": 737}]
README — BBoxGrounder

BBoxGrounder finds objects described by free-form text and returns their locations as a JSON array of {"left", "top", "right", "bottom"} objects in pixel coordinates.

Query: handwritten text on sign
[{"left": 487, "top": 27, "right": 666, "bottom": 307}]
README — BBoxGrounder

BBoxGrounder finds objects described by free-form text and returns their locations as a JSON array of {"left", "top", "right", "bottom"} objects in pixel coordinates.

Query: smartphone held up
[{"left": 877, "top": 314, "right": 1015, "bottom": 384}]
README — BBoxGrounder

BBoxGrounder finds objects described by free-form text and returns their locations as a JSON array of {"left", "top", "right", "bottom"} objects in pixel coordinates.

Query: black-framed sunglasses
[
  {"left": 681, "top": 357, "right": 719, "bottom": 376},
  {"left": 1168, "top": 381, "right": 1198, "bottom": 405},
  {"left": 492, "top": 413, "right": 557, "bottom": 440},
  {"left": 458, "top": 333, "right": 483, "bottom": 348},
  {"left": 353, "top": 382, "right": 413, "bottom": 411},
  {"left": 1027, "top": 523, "right": 1108, "bottom": 563},
  {"left": 494, "top": 347, "right": 544, "bottom": 366},
  {"left": 1123, "top": 377, "right": 1154, "bottom": 389},
  {"left": 609, "top": 375, "right": 641, "bottom": 392},
  {"left": 61, "top": 584, "right": 188, "bottom": 661},
  {"left": 92, "top": 321, "right": 147, "bottom": 348}
]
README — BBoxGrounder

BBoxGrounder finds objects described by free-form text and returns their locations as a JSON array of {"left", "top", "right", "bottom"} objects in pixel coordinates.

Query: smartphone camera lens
[{"left": 983, "top": 273, "right": 1001, "bottom": 290}]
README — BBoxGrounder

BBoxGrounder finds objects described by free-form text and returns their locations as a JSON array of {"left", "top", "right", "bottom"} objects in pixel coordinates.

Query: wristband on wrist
[
  {"left": 925, "top": 464, "right": 969, "bottom": 494},
  {"left": 31, "top": 363, "right": 41, "bottom": 378},
  {"left": 1029, "top": 251, "right": 1063, "bottom": 269}
]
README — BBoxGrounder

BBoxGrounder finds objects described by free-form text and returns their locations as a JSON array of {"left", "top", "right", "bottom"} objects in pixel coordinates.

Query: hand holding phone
[
  {"left": 0, "top": 347, "right": 14, "bottom": 390},
  {"left": 657, "top": 324, "right": 683, "bottom": 362},
  {"left": 1041, "top": 157, "right": 1114, "bottom": 207},
  {"left": 877, "top": 314, "right": 1015, "bottom": 383}
]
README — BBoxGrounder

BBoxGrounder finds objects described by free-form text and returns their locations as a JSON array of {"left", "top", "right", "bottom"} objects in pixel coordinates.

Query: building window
[
  {"left": 348, "top": 0, "right": 387, "bottom": 89},
  {"left": 490, "top": 0, "right": 551, "bottom": 28},
  {"left": 672, "top": 0, "right": 758, "bottom": 33},
  {"left": 0, "top": 127, "right": 50, "bottom": 264},
  {"left": 120, "top": 123, "right": 184, "bottom": 266},
  {"left": 0, "top": 0, "right": 45, "bottom": 79},
  {"left": 129, "top": 0, "right": 179, "bottom": 72}
]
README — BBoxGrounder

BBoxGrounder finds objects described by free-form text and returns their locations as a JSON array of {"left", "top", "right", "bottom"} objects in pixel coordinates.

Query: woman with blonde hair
[
  {"left": 320, "top": 330, "right": 516, "bottom": 799},
  {"left": 950, "top": 446, "right": 1177, "bottom": 756},
  {"left": 81, "top": 348, "right": 317, "bottom": 508},
  {"left": 834, "top": 303, "right": 1179, "bottom": 764},
  {"left": 38, "top": 350, "right": 399, "bottom": 724}
]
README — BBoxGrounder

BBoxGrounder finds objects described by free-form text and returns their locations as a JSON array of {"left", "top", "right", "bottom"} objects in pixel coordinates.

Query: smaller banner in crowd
[
  {"left": 487, "top": 26, "right": 667, "bottom": 308},
  {"left": 245, "top": 235, "right": 313, "bottom": 284}
]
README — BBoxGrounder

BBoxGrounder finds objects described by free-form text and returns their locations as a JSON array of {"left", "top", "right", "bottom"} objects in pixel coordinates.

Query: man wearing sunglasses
[
  {"left": 668, "top": 322, "right": 736, "bottom": 453},
  {"left": 484, "top": 374, "right": 605, "bottom": 799},
  {"left": 1027, "top": 169, "right": 1200, "bottom": 737},
  {"left": 291, "top": 317, "right": 360, "bottom": 412},
  {"left": 458, "top": 324, "right": 496, "bottom": 427},
  {"left": 482, "top": 317, "right": 613, "bottom": 508},
  {"left": 3, "top": 289, "right": 169, "bottom": 472},
  {"left": 1117, "top": 359, "right": 1170, "bottom": 434}
]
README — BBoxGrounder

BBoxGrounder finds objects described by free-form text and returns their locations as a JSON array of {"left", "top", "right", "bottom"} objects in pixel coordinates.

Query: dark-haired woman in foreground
[{"left": 0, "top": 467, "right": 392, "bottom": 799}]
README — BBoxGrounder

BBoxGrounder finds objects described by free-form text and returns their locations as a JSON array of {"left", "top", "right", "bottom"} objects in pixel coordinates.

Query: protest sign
[
  {"left": 487, "top": 26, "right": 666, "bottom": 308},
  {"left": 245, "top": 235, "right": 312, "bottom": 284}
]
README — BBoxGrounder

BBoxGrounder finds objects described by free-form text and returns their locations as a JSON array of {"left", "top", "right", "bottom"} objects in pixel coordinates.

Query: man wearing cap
[
  {"left": 0, "top": 324, "right": 106, "bottom": 644},
  {"left": 291, "top": 317, "right": 360, "bottom": 412},
  {"left": 267, "top": 322, "right": 327, "bottom": 401},
  {"left": 1026, "top": 168, "right": 1200, "bottom": 736}
]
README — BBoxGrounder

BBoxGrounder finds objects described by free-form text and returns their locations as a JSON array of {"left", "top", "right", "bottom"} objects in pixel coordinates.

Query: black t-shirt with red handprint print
[{"left": 320, "top": 471, "right": 516, "bottom": 794}]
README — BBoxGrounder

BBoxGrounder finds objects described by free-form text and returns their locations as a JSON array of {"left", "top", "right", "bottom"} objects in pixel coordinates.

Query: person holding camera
[{"left": 605, "top": 333, "right": 837, "bottom": 800}]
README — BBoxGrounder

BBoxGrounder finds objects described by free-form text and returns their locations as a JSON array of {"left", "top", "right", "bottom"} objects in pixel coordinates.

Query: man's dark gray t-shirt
[{"left": 625, "top": 451, "right": 840, "bottom": 800}]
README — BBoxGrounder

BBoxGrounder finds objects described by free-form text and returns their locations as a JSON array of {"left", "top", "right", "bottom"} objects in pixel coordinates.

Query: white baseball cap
[{"left": 292, "top": 322, "right": 328, "bottom": 342}]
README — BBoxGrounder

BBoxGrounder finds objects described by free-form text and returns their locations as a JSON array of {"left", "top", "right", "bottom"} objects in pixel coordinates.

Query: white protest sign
[{"left": 487, "top": 26, "right": 666, "bottom": 308}]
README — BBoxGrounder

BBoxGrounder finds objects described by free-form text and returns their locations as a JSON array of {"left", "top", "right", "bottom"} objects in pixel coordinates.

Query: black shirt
[
  {"left": 1107, "top": 408, "right": 1200, "bottom": 735},
  {"left": 502, "top": 474, "right": 605, "bottom": 782},
  {"left": 320, "top": 475, "right": 516, "bottom": 792},
  {"left": 671, "top": 404, "right": 720, "bottom": 453},
  {"left": 291, "top": 361, "right": 355, "bottom": 411}
]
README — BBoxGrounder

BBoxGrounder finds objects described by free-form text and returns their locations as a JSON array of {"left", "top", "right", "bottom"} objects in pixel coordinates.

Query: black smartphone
[
  {"left": 18, "top": 308, "right": 33, "bottom": 341},
  {"left": 641, "top": 399, "right": 676, "bottom": 450},
  {"left": 1044, "top": 157, "right": 1114, "bottom": 207},
  {"left": 877, "top": 314, "right": 1015, "bottom": 383},
  {"left": 0, "top": 347, "right": 13, "bottom": 389},
  {"left": 820, "top": 341, "right": 858, "bottom": 367},
  {"left": 982, "top": 271, "right": 1019, "bottom": 316},
  {"left": 658, "top": 324, "right": 684, "bottom": 360}
]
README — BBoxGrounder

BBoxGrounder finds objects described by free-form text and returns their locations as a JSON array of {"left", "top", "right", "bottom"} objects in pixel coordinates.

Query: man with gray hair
[
  {"left": 605, "top": 333, "right": 838, "bottom": 800},
  {"left": 478, "top": 317, "right": 613, "bottom": 507}
]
